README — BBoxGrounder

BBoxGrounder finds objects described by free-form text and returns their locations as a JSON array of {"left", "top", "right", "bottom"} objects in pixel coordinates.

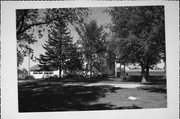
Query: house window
[
  {"left": 44, "top": 71, "right": 53, "bottom": 74},
  {"left": 34, "top": 71, "right": 42, "bottom": 74},
  {"left": 33, "top": 71, "right": 38, "bottom": 74}
]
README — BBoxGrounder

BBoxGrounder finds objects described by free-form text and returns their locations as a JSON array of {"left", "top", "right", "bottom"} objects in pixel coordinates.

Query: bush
[
  {"left": 49, "top": 75, "right": 59, "bottom": 79},
  {"left": 63, "top": 74, "right": 80, "bottom": 79},
  {"left": 102, "top": 74, "right": 108, "bottom": 78},
  {"left": 43, "top": 75, "right": 59, "bottom": 80},
  {"left": 25, "top": 76, "right": 35, "bottom": 80}
]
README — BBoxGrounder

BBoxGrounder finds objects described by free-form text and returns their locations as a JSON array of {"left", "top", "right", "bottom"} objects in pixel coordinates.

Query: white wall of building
[{"left": 30, "top": 70, "right": 64, "bottom": 79}]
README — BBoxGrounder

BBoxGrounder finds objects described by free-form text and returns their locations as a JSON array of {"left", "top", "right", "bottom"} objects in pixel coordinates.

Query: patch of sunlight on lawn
[{"left": 97, "top": 88, "right": 167, "bottom": 109}]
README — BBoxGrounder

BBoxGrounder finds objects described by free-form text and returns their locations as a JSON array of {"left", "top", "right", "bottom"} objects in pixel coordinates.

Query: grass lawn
[{"left": 18, "top": 78, "right": 167, "bottom": 112}]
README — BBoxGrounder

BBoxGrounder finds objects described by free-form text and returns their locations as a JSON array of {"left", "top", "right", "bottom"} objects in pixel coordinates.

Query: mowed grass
[
  {"left": 126, "top": 69, "right": 165, "bottom": 76},
  {"left": 97, "top": 88, "right": 166, "bottom": 109},
  {"left": 18, "top": 78, "right": 167, "bottom": 112}
]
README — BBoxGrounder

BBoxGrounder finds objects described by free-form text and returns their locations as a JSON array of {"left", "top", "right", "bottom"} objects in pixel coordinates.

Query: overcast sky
[{"left": 19, "top": 7, "right": 112, "bottom": 70}]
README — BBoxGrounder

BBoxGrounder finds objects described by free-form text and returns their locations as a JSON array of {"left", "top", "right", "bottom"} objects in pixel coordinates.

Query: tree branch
[
  {"left": 16, "top": 10, "right": 28, "bottom": 29},
  {"left": 17, "top": 17, "right": 62, "bottom": 37}
]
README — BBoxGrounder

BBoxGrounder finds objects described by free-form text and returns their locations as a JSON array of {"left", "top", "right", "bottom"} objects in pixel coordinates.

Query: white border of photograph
[{"left": 1, "top": 1, "right": 179, "bottom": 119}]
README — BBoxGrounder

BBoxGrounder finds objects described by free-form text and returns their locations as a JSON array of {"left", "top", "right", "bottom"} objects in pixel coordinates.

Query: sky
[{"left": 19, "top": 7, "right": 112, "bottom": 70}]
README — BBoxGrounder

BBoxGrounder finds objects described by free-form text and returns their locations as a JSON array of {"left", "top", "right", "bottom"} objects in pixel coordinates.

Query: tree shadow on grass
[
  {"left": 18, "top": 81, "right": 125, "bottom": 112},
  {"left": 115, "top": 104, "right": 142, "bottom": 110},
  {"left": 138, "top": 85, "right": 166, "bottom": 94},
  {"left": 125, "top": 76, "right": 166, "bottom": 83},
  {"left": 80, "top": 104, "right": 142, "bottom": 111},
  {"left": 125, "top": 76, "right": 166, "bottom": 94}
]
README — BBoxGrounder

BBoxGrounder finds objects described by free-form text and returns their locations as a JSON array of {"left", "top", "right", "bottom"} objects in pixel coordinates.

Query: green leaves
[
  {"left": 75, "top": 19, "right": 108, "bottom": 75},
  {"left": 107, "top": 6, "right": 165, "bottom": 78},
  {"left": 38, "top": 20, "right": 83, "bottom": 74},
  {"left": 17, "top": 8, "right": 90, "bottom": 67}
]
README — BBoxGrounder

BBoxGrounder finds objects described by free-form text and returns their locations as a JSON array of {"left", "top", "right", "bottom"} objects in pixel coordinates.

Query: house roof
[
  {"left": 30, "top": 65, "right": 57, "bottom": 71},
  {"left": 30, "top": 65, "right": 41, "bottom": 71}
]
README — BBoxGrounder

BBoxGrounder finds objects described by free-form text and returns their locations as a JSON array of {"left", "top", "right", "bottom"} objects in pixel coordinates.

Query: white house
[
  {"left": 30, "top": 59, "right": 165, "bottom": 79},
  {"left": 30, "top": 65, "right": 64, "bottom": 79}
]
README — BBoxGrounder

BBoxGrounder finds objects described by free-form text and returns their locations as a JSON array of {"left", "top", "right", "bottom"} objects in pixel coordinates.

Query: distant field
[{"left": 126, "top": 70, "right": 165, "bottom": 76}]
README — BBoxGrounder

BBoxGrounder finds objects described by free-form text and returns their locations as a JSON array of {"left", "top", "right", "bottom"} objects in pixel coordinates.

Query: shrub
[{"left": 25, "top": 76, "right": 35, "bottom": 80}]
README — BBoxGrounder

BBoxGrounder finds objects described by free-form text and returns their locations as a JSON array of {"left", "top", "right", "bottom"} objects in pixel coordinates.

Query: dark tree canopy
[
  {"left": 75, "top": 19, "right": 108, "bottom": 76},
  {"left": 107, "top": 6, "right": 165, "bottom": 80},
  {"left": 38, "top": 20, "right": 78, "bottom": 77},
  {"left": 16, "top": 8, "right": 90, "bottom": 66}
]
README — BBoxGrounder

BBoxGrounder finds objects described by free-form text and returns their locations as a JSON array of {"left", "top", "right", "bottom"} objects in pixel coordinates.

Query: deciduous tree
[
  {"left": 107, "top": 6, "right": 165, "bottom": 82},
  {"left": 75, "top": 20, "right": 107, "bottom": 77},
  {"left": 16, "top": 8, "right": 90, "bottom": 66}
]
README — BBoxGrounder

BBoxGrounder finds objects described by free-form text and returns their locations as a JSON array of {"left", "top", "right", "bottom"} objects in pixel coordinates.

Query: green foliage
[
  {"left": 65, "top": 46, "right": 83, "bottom": 73},
  {"left": 75, "top": 20, "right": 108, "bottom": 76},
  {"left": 16, "top": 8, "right": 90, "bottom": 66},
  {"left": 38, "top": 21, "right": 70, "bottom": 69},
  {"left": 107, "top": 6, "right": 165, "bottom": 78},
  {"left": 38, "top": 20, "right": 82, "bottom": 76}
]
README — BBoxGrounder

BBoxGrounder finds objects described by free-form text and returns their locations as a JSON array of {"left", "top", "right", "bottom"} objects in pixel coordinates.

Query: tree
[
  {"left": 38, "top": 21, "right": 75, "bottom": 78},
  {"left": 65, "top": 45, "right": 83, "bottom": 75},
  {"left": 17, "top": 9, "right": 40, "bottom": 66},
  {"left": 107, "top": 6, "right": 165, "bottom": 82},
  {"left": 16, "top": 8, "right": 90, "bottom": 66},
  {"left": 75, "top": 20, "right": 107, "bottom": 77}
]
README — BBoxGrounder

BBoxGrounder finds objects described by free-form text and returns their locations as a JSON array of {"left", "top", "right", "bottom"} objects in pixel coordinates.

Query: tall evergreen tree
[
  {"left": 65, "top": 45, "right": 83, "bottom": 75},
  {"left": 38, "top": 21, "right": 73, "bottom": 78},
  {"left": 16, "top": 8, "right": 90, "bottom": 67}
]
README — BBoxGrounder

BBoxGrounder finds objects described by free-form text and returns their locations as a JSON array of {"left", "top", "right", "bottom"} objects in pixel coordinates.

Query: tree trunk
[
  {"left": 141, "top": 65, "right": 145, "bottom": 77},
  {"left": 119, "top": 64, "right": 121, "bottom": 78},
  {"left": 90, "top": 61, "right": 93, "bottom": 78},
  {"left": 145, "top": 58, "right": 149, "bottom": 80},
  {"left": 85, "top": 63, "right": 88, "bottom": 76},
  {"left": 122, "top": 63, "right": 126, "bottom": 81},
  {"left": 90, "top": 56, "right": 93, "bottom": 78},
  {"left": 124, "top": 64, "right": 126, "bottom": 74},
  {"left": 59, "top": 65, "right": 61, "bottom": 79},
  {"left": 141, "top": 64, "right": 147, "bottom": 83},
  {"left": 145, "top": 65, "right": 149, "bottom": 81}
]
